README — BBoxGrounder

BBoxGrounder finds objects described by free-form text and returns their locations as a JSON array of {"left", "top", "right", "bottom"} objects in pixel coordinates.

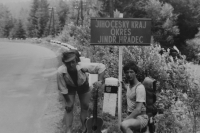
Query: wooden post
[
  {"left": 81, "top": 0, "right": 83, "bottom": 25},
  {"left": 48, "top": 7, "right": 53, "bottom": 36},
  {"left": 76, "top": 1, "right": 80, "bottom": 26},
  {"left": 109, "top": 0, "right": 114, "bottom": 18},
  {"left": 52, "top": 7, "right": 55, "bottom": 37}
]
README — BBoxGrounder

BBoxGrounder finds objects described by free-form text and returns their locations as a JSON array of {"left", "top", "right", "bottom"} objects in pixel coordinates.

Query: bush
[{"left": 183, "top": 38, "right": 200, "bottom": 64}]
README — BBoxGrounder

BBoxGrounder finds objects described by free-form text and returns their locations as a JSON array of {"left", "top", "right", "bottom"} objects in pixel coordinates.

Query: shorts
[
  {"left": 127, "top": 112, "right": 149, "bottom": 129},
  {"left": 67, "top": 81, "right": 90, "bottom": 95},
  {"left": 137, "top": 114, "right": 149, "bottom": 129}
]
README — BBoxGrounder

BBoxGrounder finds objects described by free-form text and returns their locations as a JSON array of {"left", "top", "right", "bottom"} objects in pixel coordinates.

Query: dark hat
[
  {"left": 70, "top": 49, "right": 81, "bottom": 62},
  {"left": 62, "top": 51, "right": 76, "bottom": 63}
]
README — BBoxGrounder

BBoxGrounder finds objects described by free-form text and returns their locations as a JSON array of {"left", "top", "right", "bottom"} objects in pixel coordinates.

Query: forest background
[{"left": 1, "top": 0, "right": 200, "bottom": 133}]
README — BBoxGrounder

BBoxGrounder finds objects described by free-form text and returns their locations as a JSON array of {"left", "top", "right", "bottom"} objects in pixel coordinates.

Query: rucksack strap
[{"left": 135, "top": 82, "right": 142, "bottom": 100}]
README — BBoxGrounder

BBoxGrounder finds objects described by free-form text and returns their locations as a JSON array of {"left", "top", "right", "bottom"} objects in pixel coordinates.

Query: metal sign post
[
  {"left": 118, "top": 46, "right": 123, "bottom": 125},
  {"left": 117, "top": 13, "right": 123, "bottom": 126}
]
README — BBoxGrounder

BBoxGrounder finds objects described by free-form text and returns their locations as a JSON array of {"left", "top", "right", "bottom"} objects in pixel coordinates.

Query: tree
[
  {"left": 57, "top": 0, "right": 69, "bottom": 31},
  {"left": 15, "top": 19, "right": 26, "bottom": 39},
  {"left": 0, "top": 4, "right": 13, "bottom": 38},
  {"left": 44, "top": 7, "right": 60, "bottom": 37},
  {"left": 2, "top": 16, "right": 14, "bottom": 38},
  {"left": 27, "top": 0, "right": 40, "bottom": 37},
  {"left": 9, "top": 19, "right": 26, "bottom": 39},
  {"left": 144, "top": 0, "right": 179, "bottom": 47},
  {"left": 36, "top": 0, "right": 49, "bottom": 37},
  {"left": 159, "top": 0, "right": 200, "bottom": 47}
]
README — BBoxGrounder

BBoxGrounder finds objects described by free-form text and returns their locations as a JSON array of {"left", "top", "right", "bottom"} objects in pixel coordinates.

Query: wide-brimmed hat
[
  {"left": 62, "top": 50, "right": 76, "bottom": 63},
  {"left": 70, "top": 49, "right": 81, "bottom": 62}
]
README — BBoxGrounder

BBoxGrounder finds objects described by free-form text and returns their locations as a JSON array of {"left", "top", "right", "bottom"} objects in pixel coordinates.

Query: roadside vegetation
[{"left": 0, "top": 0, "right": 200, "bottom": 132}]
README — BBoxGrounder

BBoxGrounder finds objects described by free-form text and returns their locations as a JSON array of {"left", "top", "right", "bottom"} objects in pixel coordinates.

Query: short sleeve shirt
[
  {"left": 126, "top": 83, "right": 146, "bottom": 113},
  {"left": 57, "top": 62, "right": 106, "bottom": 94}
]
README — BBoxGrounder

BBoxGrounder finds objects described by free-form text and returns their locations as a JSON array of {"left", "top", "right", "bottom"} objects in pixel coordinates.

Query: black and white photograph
[{"left": 0, "top": 0, "right": 200, "bottom": 133}]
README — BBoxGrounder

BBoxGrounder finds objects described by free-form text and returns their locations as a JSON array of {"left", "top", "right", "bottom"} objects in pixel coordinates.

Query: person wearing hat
[{"left": 57, "top": 50, "right": 106, "bottom": 133}]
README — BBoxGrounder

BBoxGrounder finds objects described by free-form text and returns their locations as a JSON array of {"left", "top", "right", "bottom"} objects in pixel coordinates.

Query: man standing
[{"left": 57, "top": 50, "right": 106, "bottom": 133}]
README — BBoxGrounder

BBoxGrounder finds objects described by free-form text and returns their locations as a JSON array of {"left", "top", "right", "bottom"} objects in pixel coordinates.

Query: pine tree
[
  {"left": 0, "top": 4, "right": 13, "bottom": 37},
  {"left": 57, "top": 0, "right": 69, "bottom": 30},
  {"left": 9, "top": 19, "right": 26, "bottom": 39},
  {"left": 15, "top": 19, "right": 26, "bottom": 39},
  {"left": 3, "top": 15, "right": 14, "bottom": 38},
  {"left": 45, "top": 8, "right": 60, "bottom": 37},
  {"left": 27, "top": 0, "right": 40, "bottom": 37},
  {"left": 36, "top": 0, "right": 49, "bottom": 37}
]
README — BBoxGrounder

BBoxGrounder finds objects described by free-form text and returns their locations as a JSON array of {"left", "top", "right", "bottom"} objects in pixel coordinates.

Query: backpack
[
  {"left": 135, "top": 77, "right": 157, "bottom": 133},
  {"left": 142, "top": 77, "right": 157, "bottom": 133}
]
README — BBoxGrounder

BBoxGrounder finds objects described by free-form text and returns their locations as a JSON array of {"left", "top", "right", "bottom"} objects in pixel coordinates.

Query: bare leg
[
  {"left": 78, "top": 91, "right": 91, "bottom": 131},
  {"left": 120, "top": 118, "right": 141, "bottom": 133},
  {"left": 63, "top": 94, "right": 75, "bottom": 133}
]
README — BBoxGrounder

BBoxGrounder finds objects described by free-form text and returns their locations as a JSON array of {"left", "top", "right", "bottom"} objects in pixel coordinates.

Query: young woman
[
  {"left": 120, "top": 61, "right": 148, "bottom": 133},
  {"left": 57, "top": 50, "right": 106, "bottom": 133}
]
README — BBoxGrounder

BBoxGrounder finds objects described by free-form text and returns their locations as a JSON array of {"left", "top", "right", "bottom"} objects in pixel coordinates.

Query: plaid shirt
[{"left": 57, "top": 62, "right": 106, "bottom": 94}]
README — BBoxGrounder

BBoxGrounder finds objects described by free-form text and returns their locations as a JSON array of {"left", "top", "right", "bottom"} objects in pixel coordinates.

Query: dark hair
[
  {"left": 123, "top": 61, "right": 139, "bottom": 74},
  {"left": 123, "top": 61, "right": 145, "bottom": 82}
]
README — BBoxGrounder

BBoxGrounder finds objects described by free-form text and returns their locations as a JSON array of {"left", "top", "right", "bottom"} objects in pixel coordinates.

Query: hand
[
  {"left": 93, "top": 80, "right": 103, "bottom": 88},
  {"left": 120, "top": 81, "right": 127, "bottom": 89}
]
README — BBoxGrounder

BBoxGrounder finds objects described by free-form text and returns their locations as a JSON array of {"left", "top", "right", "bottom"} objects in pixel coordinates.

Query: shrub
[{"left": 183, "top": 38, "right": 200, "bottom": 64}]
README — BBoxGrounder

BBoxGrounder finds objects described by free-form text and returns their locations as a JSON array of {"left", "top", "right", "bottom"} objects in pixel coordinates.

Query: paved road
[{"left": 0, "top": 41, "right": 58, "bottom": 133}]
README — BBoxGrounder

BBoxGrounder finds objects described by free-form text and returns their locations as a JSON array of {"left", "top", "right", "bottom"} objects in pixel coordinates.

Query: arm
[
  {"left": 80, "top": 62, "right": 106, "bottom": 86},
  {"left": 57, "top": 71, "right": 68, "bottom": 95},
  {"left": 125, "top": 85, "right": 146, "bottom": 120},
  {"left": 125, "top": 102, "right": 143, "bottom": 119},
  {"left": 98, "top": 70, "right": 105, "bottom": 82},
  {"left": 80, "top": 62, "right": 106, "bottom": 75}
]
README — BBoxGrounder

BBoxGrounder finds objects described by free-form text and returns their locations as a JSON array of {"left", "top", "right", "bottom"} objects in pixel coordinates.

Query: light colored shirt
[
  {"left": 57, "top": 62, "right": 106, "bottom": 94},
  {"left": 126, "top": 83, "right": 146, "bottom": 113}
]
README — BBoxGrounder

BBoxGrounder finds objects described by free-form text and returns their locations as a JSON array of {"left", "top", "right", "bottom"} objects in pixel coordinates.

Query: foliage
[
  {"left": 160, "top": 0, "right": 200, "bottom": 46},
  {"left": 9, "top": 19, "right": 26, "bottom": 39},
  {"left": 0, "top": 4, "right": 13, "bottom": 38},
  {"left": 183, "top": 38, "right": 200, "bottom": 64},
  {"left": 27, "top": 0, "right": 61, "bottom": 37},
  {"left": 36, "top": 0, "right": 49, "bottom": 37},
  {"left": 27, "top": 0, "right": 40, "bottom": 37},
  {"left": 57, "top": 0, "right": 70, "bottom": 31},
  {"left": 56, "top": 22, "right": 78, "bottom": 46},
  {"left": 144, "top": 0, "right": 179, "bottom": 47},
  {"left": 45, "top": 7, "right": 60, "bottom": 37}
]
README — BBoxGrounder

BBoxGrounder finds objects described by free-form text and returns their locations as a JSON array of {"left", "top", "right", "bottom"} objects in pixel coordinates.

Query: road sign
[{"left": 91, "top": 18, "right": 151, "bottom": 46}]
